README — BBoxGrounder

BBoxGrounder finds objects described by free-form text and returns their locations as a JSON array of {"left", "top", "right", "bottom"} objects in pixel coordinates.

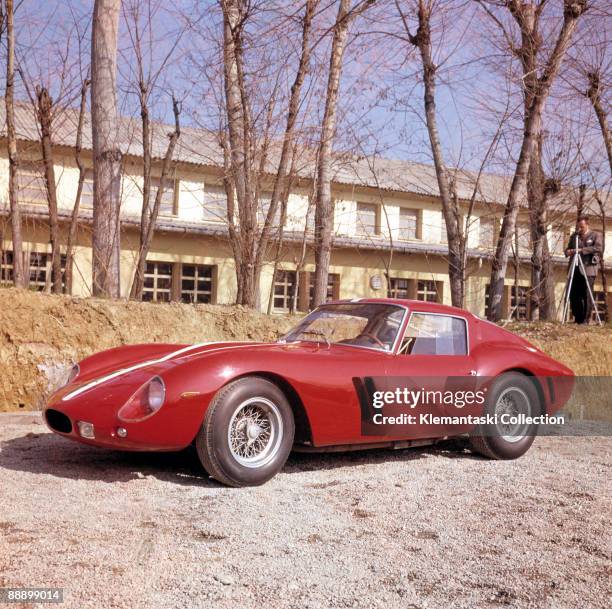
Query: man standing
[{"left": 565, "top": 215, "right": 603, "bottom": 324}]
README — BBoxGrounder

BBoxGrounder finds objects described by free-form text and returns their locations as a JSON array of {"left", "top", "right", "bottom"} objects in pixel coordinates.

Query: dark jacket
[{"left": 565, "top": 230, "right": 603, "bottom": 277}]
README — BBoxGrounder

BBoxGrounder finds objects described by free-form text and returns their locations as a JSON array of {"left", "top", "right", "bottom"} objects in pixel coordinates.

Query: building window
[
  {"left": 308, "top": 273, "right": 339, "bottom": 309},
  {"left": 27, "top": 252, "right": 67, "bottom": 291},
  {"left": 479, "top": 217, "right": 496, "bottom": 249},
  {"left": 181, "top": 264, "right": 213, "bottom": 304},
  {"left": 389, "top": 277, "right": 411, "bottom": 299},
  {"left": 0, "top": 250, "right": 14, "bottom": 285},
  {"left": 511, "top": 285, "right": 529, "bottom": 320},
  {"left": 150, "top": 177, "right": 177, "bottom": 216},
  {"left": 417, "top": 280, "right": 439, "bottom": 302},
  {"left": 143, "top": 261, "right": 173, "bottom": 302},
  {"left": 17, "top": 162, "right": 47, "bottom": 205},
  {"left": 356, "top": 203, "right": 379, "bottom": 236},
  {"left": 516, "top": 226, "right": 531, "bottom": 253},
  {"left": 203, "top": 184, "right": 227, "bottom": 223},
  {"left": 80, "top": 169, "right": 95, "bottom": 209},
  {"left": 273, "top": 270, "right": 296, "bottom": 313},
  {"left": 484, "top": 284, "right": 491, "bottom": 319},
  {"left": 399, "top": 208, "right": 419, "bottom": 240}
]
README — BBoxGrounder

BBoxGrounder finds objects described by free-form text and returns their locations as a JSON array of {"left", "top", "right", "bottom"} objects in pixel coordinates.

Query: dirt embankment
[
  {"left": 0, "top": 289, "right": 297, "bottom": 412},
  {"left": 0, "top": 288, "right": 610, "bottom": 412}
]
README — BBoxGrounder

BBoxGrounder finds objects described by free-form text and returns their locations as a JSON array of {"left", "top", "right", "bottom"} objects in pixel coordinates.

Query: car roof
[{"left": 325, "top": 298, "right": 474, "bottom": 318}]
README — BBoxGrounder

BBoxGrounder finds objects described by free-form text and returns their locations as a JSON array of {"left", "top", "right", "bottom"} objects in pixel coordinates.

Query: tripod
[{"left": 561, "top": 234, "right": 602, "bottom": 325}]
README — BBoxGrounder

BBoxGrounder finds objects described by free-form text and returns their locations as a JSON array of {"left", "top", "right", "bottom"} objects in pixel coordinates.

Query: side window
[{"left": 401, "top": 313, "right": 467, "bottom": 356}]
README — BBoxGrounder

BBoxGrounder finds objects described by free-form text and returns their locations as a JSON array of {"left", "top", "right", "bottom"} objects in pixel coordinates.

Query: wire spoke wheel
[
  {"left": 227, "top": 397, "right": 283, "bottom": 468},
  {"left": 495, "top": 387, "right": 531, "bottom": 443}
]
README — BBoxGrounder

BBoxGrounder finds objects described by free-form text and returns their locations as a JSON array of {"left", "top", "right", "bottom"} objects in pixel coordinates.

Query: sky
[{"left": 7, "top": 0, "right": 610, "bottom": 188}]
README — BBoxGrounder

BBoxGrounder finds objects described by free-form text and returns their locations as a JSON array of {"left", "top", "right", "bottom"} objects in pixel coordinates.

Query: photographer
[{"left": 565, "top": 215, "right": 603, "bottom": 324}]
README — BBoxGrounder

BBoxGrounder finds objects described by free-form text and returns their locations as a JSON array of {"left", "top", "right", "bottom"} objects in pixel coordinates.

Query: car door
[{"left": 380, "top": 311, "right": 479, "bottom": 440}]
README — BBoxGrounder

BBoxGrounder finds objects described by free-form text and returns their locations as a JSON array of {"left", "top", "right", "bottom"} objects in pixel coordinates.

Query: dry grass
[{"left": 504, "top": 321, "right": 612, "bottom": 376}]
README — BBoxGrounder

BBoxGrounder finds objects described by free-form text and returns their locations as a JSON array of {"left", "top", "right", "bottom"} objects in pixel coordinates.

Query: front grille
[{"left": 45, "top": 409, "right": 73, "bottom": 434}]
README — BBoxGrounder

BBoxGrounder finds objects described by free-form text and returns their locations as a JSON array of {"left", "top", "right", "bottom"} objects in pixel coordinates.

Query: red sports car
[{"left": 44, "top": 299, "right": 574, "bottom": 486}]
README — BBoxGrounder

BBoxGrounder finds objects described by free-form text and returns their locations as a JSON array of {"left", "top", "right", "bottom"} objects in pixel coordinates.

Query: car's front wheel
[
  {"left": 469, "top": 372, "right": 540, "bottom": 460},
  {"left": 195, "top": 377, "right": 295, "bottom": 487}
]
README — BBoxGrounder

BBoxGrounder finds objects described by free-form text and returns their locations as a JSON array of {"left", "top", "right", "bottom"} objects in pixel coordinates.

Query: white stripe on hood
[{"left": 62, "top": 342, "right": 218, "bottom": 401}]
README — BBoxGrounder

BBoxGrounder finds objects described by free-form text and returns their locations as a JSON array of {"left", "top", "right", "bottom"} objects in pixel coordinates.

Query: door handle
[{"left": 469, "top": 370, "right": 477, "bottom": 376}]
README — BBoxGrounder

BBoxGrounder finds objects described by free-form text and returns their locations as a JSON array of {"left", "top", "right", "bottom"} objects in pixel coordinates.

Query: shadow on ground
[{"left": 0, "top": 429, "right": 479, "bottom": 486}]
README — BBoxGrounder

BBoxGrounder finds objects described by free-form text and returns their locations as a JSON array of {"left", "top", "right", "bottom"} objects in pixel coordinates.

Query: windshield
[{"left": 281, "top": 303, "right": 406, "bottom": 352}]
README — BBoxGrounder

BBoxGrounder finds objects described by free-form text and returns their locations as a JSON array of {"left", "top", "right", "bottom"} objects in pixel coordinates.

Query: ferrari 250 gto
[{"left": 44, "top": 299, "right": 574, "bottom": 486}]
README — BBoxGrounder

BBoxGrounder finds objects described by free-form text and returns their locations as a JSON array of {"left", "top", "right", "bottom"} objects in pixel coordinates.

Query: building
[{"left": 1, "top": 101, "right": 610, "bottom": 319}]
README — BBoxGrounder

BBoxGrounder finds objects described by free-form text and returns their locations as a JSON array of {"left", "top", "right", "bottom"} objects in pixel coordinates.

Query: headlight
[
  {"left": 118, "top": 376, "right": 166, "bottom": 422},
  {"left": 147, "top": 377, "right": 165, "bottom": 412}
]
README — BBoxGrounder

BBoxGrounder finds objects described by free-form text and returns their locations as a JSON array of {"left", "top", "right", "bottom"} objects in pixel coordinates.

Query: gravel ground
[{"left": 0, "top": 413, "right": 610, "bottom": 609}]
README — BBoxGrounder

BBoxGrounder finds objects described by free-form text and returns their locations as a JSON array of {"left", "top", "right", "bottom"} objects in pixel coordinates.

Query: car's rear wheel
[
  {"left": 195, "top": 377, "right": 294, "bottom": 487},
  {"left": 469, "top": 372, "right": 540, "bottom": 460}
]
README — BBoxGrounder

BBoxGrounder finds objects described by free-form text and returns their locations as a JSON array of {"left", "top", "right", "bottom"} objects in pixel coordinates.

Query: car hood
[{"left": 74, "top": 341, "right": 264, "bottom": 382}]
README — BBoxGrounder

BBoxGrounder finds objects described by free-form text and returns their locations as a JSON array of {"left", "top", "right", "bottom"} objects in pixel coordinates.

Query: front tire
[
  {"left": 469, "top": 372, "right": 540, "bottom": 460},
  {"left": 196, "top": 377, "right": 295, "bottom": 487}
]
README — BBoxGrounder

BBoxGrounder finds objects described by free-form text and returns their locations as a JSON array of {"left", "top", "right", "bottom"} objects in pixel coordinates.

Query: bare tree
[
  {"left": 91, "top": 0, "right": 122, "bottom": 298},
  {"left": 64, "top": 78, "right": 91, "bottom": 295},
  {"left": 34, "top": 86, "right": 62, "bottom": 293},
  {"left": 393, "top": 0, "right": 466, "bottom": 307},
  {"left": 121, "top": 0, "right": 184, "bottom": 299},
  {"left": 586, "top": 70, "right": 611, "bottom": 175},
  {"left": 219, "top": 0, "right": 316, "bottom": 307},
  {"left": 130, "top": 98, "right": 181, "bottom": 299},
  {"left": 479, "top": 0, "right": 588, "bottom": 321},
  {"left": 4, "top": 0, "right": 25, "bottom": 288},
  {"left": 312, "top": 0, "right": 375, "bottom": 307}
]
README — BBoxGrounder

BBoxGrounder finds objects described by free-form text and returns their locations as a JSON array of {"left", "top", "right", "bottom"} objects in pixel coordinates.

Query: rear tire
[
  {"left": 469, "top": 372, "right": 540, "bottom": 460},
  {"left": 196, "top": 377, "right": 294, "bottom": 487}
]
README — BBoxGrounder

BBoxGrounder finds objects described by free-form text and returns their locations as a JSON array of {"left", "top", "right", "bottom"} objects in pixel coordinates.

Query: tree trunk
[
  {"left": 487, "top": 0, "right": 587, "bottom": 321},
  {"left": 91, "top": 0, "right": 122, "bottom": 298},
  {"left": 406, "top": 0, "right": 464, "bottom": 307},
  {"left": 527, "top": 134, "right": 544, "bottom": 320},
  {"left": 35, "top": 86, "right": 62, "bottom": 293},
  {"left": 5, "top": 0, "right": 25, "bottom": 288},
  {"left": 312, "top": 0, "right": 353, "bottom": 307},
  {"left": 586, "top": 71, "right": 612, "bottom": 175},
  {"left": 130, "top": 98, "right": 181, "bottom": 300},
  {"left": 64, "top": 79, "right": 90, "bottom": 295},
  {"left": 131, "top": 79, "right": 153, "bottom": 299},
  {"left": 221, "top": 0, "right": 257, "bottom": 307}
]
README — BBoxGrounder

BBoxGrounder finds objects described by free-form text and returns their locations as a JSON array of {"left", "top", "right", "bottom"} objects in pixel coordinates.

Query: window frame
[
  {"left": 149, "top": 176, "right": 179, "bottom": 217},
  {"left": 79, "top": 169, "right": 95, "bottom": 209},
  {"left": 478, "top": 216, "right": 496, "bottom": 250},
  {"left": 417, "top": 279, "right": 439, "bottom": 303},
  {"left": 399, "top": 310, "right": 470, "bottom": 356},
  {"left": 17, "top": 161, "right": 47, "bottom": 206},
  {"left": 202, "top": 183, "right": 228, "bottom": 224},
  {"left": 355, "top": 202, "right": 380, "bottom": 237},
  {"left": 180, "top": 263, "right": 214, "bottom": 304},
  {"left": 398, "top": 207, "right": 420, "bottom": 241},
  {"left": 273, "top": 269, "right": 297, "bottom": 313},
  {"left": 142, "top": 261, "right": 174, "bottom": 303}
]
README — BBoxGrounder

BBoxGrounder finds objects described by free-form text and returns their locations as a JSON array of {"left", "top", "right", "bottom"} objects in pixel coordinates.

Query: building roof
[{"left": 0, "top": 99, "right": 609, "bottom": 218}]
